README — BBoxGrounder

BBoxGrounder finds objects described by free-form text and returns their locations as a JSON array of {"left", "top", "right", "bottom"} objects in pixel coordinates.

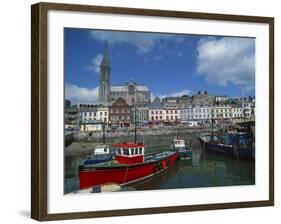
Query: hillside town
[{"left": 65, "top": 46, "right": 255, "bottom": 133}]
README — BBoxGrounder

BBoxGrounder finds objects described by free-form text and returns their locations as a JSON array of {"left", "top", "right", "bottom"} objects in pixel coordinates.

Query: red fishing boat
[{"left": 79, "top": 142, "right": 179, "bottom": 189}]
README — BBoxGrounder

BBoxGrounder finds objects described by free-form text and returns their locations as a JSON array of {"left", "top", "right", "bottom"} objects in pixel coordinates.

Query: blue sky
[{"left": 65, "top": 28, "right": 255, "bottom": 104}]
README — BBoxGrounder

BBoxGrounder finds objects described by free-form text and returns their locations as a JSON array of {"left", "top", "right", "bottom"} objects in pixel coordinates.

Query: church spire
[
  {"left": 98, "top": 42, "right": 111, "bottom": 105},
  {"left": 101, "top": 41, "right": 110, "bottom": 67}
]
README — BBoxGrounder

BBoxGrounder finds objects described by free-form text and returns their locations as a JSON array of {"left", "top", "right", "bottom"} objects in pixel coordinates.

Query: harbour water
[{"left": 64, "top": 137, "right": 255, "bottom": 194}]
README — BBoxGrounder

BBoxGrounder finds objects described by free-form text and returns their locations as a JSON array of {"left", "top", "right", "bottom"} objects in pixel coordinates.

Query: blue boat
[
  {"left": 199, "top": 131, "right": 255, "bottom": 160},
  {"left": 83, "top": 144, "right": 115, "bottom": 166}
]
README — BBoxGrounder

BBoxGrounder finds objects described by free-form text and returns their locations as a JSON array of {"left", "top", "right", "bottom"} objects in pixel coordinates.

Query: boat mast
[
  {"left": 133, "top": 97, "right": 137, "bottom": 144},
  {"left": 211, "top": 107, "right": 214, "bottom": 141},
  {"left": 102, "top": 121, "right": 105, "bottom": 144}
]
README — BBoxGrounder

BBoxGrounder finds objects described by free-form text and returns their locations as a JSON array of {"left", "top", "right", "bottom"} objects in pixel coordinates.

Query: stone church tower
[{"left": 98, "top": 44, "right": 111, "bottom": 105}]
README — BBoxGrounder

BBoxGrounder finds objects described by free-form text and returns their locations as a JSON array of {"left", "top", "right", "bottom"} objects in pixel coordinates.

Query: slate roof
[{"left": 149, "top": 97, "right": 163, "bottom": 109}]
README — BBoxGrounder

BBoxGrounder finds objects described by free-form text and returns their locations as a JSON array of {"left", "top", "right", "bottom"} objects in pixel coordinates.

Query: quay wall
[{"left": 65, "top": 127, "right": 219, "bottom": 157}]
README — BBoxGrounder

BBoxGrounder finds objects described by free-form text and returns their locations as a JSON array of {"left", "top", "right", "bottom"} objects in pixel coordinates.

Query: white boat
[
  {"left": 82, "top": 144, "right": 114, "bottom": 166},
  {"left": 171, "top": 139, "right": 192, "bottom": 160}
]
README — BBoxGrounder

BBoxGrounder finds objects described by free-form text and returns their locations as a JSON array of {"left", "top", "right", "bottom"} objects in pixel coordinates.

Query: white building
[
  {"left": 212, "top": 105, "right": 232, "bottom": 120},
  {"left": 231, "top": 106, "right": 244, "bottom": 123},
  {"left": 215, "top": 95, "right": 228, "bottom": 103},
  {"left": 162, "top": 98, "right": 180, "bottom": 122},
  {"left": 97, "top": 106, "right": 109, "bottom": 124},
  {"left": 79, "top": 104, "right": 109, "bottom": 132},
  {"left": 164, "top": 109, "right": 180, "bottom": 122},
  {"left": 180, "top": 106, "right": 194, "bottom": 121},
  {"left": 193, "top": 105, "right": 211, "bottom": 121}
]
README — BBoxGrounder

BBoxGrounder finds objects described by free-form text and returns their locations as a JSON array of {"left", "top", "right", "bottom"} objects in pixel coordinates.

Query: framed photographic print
[{"left": 31, "top": 2, "right": 274, "bottom": 221}]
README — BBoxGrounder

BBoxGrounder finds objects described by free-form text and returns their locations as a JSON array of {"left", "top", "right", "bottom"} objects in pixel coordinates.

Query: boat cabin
[
  {"left": 83, "top": 144, "right": 112, "bottom": 166},
  {"left": 94, "top": 144, "right": 110, "bottom": 155},
  {"left": 173, "top": 139, "right": 185, "bottom": 149},
  {"left": 113, "top": 142, "right": 145, "bottom": 164}
]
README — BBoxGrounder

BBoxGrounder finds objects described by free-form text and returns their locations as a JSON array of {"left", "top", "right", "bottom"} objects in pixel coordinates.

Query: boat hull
[
  {"left": 199, "top": 137, "right": 254, "bottom": 160},
  {"left": 179, "top": 150, "right": 192, "bottom": 160},
  {"left": 79, "top": 151, "right": 179, "bottom": 189}
]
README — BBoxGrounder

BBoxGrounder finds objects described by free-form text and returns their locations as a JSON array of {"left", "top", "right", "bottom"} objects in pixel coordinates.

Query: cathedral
[{"left": 98, "top": 45, "right": 151, "bottom": 106}]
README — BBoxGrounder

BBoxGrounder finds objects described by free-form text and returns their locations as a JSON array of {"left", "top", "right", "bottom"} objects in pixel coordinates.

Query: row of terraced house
[{"left": 65, "top": 91, "right": 255, "bottom": 132}]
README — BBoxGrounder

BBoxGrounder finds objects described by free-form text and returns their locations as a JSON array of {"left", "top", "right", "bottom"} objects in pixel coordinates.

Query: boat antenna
[{"left": 133, "top": 97, "right": 137, "bottom": 143}]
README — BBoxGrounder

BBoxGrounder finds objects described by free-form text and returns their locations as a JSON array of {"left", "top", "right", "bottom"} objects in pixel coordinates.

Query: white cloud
[
  {"left": 89, "top": 30, "right": 174, "bottom": 54},
  {"left": 170, "top": 89, "right": 192, "bottom": 97},
  {"left": 151, "top": 89, "right": 192, "bottom": 101},
  {"left": 65, "top": 84, "right": 99, "bottom": 104},
  {"left": 86, "top": 54, "right": 103, "bottom": 73},
  {"left": 196, "top": 37, "right": 255, "bottom": 91}
]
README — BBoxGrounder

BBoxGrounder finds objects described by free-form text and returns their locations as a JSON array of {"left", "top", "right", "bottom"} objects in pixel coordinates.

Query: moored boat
[
  {"left": 171, "top": 139, "right": 192, "bottom": 160},
  {"left": 82, "top": 144, "right": 114, "bottom": 166},
  {"left": 198, "top": 131, "right": 254, "bottom": 160},
  {"left": 79, "top": 142, "right": 179, "bottom": 189}
]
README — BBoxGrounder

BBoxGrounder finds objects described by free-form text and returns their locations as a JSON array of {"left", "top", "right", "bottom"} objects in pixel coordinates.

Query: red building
[{"left": 109, "top": 97, "right": 131, "bottom": 127}]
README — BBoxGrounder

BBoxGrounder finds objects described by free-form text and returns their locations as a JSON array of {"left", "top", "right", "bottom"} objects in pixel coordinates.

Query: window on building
[
  {"left": 105, "top": 112, "right": 107, "bottom": 116},
  {"left": 175, "top": 110, "right": 177, "bottom": 114},
  {"left": 160, "top": 116, "right": 162, "bottom": 120},
  {"left": 171, "top": 116, "right": 173, "bottom": 120},
  {"left": 151, "top": 111, "right": 154, "bottom": 114},
  {"left": 152, "top": 116, "right": 154, "bottom": 121},
  {"left": 156, "top": 116, "right": 158, "bottom": 120},
  {"left": 166, "top": 116, "right": 169, "bottom": 120},
  {"left": 166, "top": 110, "right": 169, "bottom": 114},
  {"left": 160, "top": 111, "right": 162, "bottom": 114},
  {"left": 156, "top": 111, "right": 158, "bottom": 114},
  {"left": 100, "top": 112, "right": 103, "bottom": 116}
]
